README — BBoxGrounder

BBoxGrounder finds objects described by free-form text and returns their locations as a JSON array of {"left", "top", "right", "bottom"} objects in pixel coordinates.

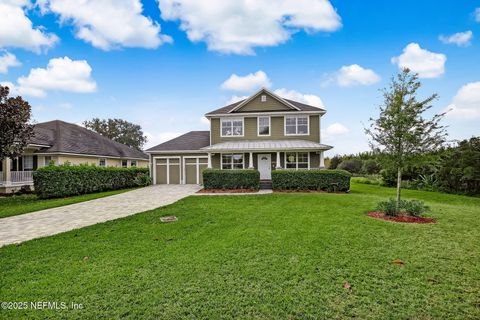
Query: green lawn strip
[
  {"left": 0, "top": 182, "right": 479, "bottom": 319},
  {"left": 0, "top": 188, "right": 136, "bottom": 219}
]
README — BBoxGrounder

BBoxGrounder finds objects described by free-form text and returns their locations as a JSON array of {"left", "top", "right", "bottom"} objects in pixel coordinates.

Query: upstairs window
[
  {"left": 221, "top": 118, "right": 244, "bottom": 137},
  {"left": 258, "top": 116, "right": 270, "bottom": 136},
  {"left": 285, "top": 115, "right": 309, "bottom": 135}
]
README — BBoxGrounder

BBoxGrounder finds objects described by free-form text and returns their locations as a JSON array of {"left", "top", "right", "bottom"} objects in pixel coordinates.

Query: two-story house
[{"left": 146, "top": 88, "right": 333, "bottom": 185}]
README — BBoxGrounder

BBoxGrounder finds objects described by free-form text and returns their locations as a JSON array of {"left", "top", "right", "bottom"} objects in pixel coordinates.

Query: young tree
[
  {"left": 83, "top": 118, "right": 148, "bottom": 150},
  {"left": 365, "top": 69, "right": 447, "bottom": 212},
  {"left": 0, "top": 85, "right": 34, "bottom": 160}
]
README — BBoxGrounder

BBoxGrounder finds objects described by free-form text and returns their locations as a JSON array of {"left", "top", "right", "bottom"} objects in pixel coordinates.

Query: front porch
[{"left": 1, "top": 156, "right": 36, "bottom": 194}]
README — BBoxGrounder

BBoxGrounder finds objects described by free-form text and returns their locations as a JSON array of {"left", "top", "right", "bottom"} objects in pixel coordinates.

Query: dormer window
[
  {"left": 261, "top": 95, "right": 267, "bottom": 102},
  {"left": 221, "top": 118, "right": 244, "bottom": 137}
]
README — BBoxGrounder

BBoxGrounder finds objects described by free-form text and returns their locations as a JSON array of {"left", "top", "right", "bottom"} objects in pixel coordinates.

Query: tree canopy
[
  {"left": 83, "top": 118, "right": 148, "bottom": 151},
  {"left": 0, "top": 85, "right": 34, "bottom": 160}
]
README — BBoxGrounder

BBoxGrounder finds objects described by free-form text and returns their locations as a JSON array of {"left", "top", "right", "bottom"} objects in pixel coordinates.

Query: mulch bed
[
  {"left": 368, "top": 212, "right": 436, "bottom": 224},
  {"left": 197, "top": 189, "right": 259, "bottom": 193}
]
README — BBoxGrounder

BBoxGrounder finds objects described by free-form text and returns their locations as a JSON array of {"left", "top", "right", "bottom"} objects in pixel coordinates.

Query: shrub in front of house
[
  {"left": 34, "top": 164, "right": 150, "bottom": 199},
  {"left": 202, "top": 169, "right": 260, "bottom": 190},
  {"left": 272, "top": 169, "right": 351, "bottom": 192}
]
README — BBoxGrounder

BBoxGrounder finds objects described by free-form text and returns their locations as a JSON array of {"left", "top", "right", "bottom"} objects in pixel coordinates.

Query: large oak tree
[{"left": 83, "top": 118, "right": 147, "bottom": 151}]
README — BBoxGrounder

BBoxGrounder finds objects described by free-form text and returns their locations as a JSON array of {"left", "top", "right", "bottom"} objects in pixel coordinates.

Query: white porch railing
[{"left": 11, "top": 171, "right": 34, "bottom": 183}]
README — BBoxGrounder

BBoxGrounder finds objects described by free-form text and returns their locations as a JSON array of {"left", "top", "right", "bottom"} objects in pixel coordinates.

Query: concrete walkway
[{"left": 0, "top": 185, "right": 200, "bottom": 247}]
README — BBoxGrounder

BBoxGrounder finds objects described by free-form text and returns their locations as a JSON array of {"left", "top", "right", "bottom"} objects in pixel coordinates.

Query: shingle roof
[
  {"left": 205, "top": 98, "right": 325, "bottom": 115},
  {"left": 202, "top": 140, "right": 332, "bottom": 151},
  {"left": 145, "top": 131, "right": 210, "bottom": 152},
  {"left": 30, "top": 120, "right": 148, "bottom": 159}
]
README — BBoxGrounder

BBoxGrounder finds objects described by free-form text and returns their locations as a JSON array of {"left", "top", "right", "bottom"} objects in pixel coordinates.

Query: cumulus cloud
[
  {"left": 158, "top": 0, "right": 342, "bottom": 54},
  {"left": 324, "top": 64, "right": 380, "bottom": 87},
  {"left": 38, "top": 0, "right": 171, "bottom": 50},
  {"left": 391, "top": 43, "right": 447, "bottom": 78},
  {"left": 2, "top": 56, "right": 97, "bottom": 98},
  {"left": 273, "top": 88, "right": 325, "bottom": 108},
  {"left": 0, "top": 0, "right": 58, "bottom": 52},
  {"left": 0, "top": 51, "right": 21, "bottom": 74},
  {"left": 226, "top": 95, "right": 249, "bottom": 105},
  {"left": 221, "top": 70, "right": 271, "bottom": 92},
  {"left": 439, "top": 31, "right": 473, "bottom": 46},
  {"left": 445, "top": 82, "right": 480, "bottom": 118},
  {"left": 144, "top": 131, "right": 183, "bottom": 149}
]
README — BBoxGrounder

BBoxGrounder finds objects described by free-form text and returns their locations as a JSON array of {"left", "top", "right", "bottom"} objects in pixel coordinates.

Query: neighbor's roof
[
  {"left": 202, "top": 140, "right": 332, "bottom": 152},
  {"left": 145, "top": 131, "right": 210, "bottom": 152},
  {"left": 30, "top": 120, "right": 148, "bottom": 159},
  {"left": 205, "top": 98, "right": 324, "bottom": 116}
]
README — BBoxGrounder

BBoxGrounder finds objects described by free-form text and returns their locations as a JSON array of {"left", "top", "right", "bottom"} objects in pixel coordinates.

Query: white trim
[
  {"left": 152, "top": 156, "right": 181, "bottom": 184},
  {"left": 98, "top": 158, "right": 107, "bottom": 167},
  {"left": 27, "top": 143, "right": 51, "bottom": 148},
  {"left": 145, "top": 150, "right": 208, "bottom": 154},
  {"left": 220, "top": 153, "right": 245, "bottom": 170},
  {"left": 35, "top": 152, "right": 147, "bottom": 161},
  {"left": 284, "top": 115, "right": 310, "bottom": 136},
  {"left": 183, "top": 156, "right": 208, "bottom": 184},
  {"left": 257, "top": 116, "right": 271, "bottom": 137},
  {"left": 220, "top": 117, "right": 244, "bottom": 138},
  {"left": 206, "top": 110, "right": 324, "bottom": 118},
  {"left": 228, "top": 88, "right": 300, "bottom": 113}
]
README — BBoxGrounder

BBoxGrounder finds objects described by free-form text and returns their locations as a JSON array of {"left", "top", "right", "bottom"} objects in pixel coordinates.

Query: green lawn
[
  {"left": 0, "top": 188, "right": 135, "bottom": 219},
  {"left": 0, "top": 183, "right": 479, "bottom": 319}
]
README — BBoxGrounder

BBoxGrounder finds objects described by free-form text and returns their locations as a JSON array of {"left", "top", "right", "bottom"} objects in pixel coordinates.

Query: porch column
[
  {"left": 319, "top": 151, "right": 325, "bottom": 169},
  {"left": 248, "top": 152, "right": 254, "bottom": 169},
  {"left": 276, "top": 151, "right": 282, "bottom": 169},
  {"left": 2, "top": 157, "right": 11, "bottom": 185},
  {"left": 207, "top": 153, "right": 212, "bottom": 169}
]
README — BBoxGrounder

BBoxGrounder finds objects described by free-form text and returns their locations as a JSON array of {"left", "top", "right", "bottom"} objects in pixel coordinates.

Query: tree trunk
[{"left": 396, "top": 167, "right": 402, "bottom": 213}]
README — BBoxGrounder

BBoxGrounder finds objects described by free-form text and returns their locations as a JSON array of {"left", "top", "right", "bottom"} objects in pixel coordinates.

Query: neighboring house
[
  {"left": 0, "top": 120, "right": 149, "bottom": 193},
  {"left": 146, "top": 88, "right": 332, "bottom": 185}
]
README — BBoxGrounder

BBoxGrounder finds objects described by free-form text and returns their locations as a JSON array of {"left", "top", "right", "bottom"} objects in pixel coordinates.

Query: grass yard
[
  {"left": 0, "top": 188, "right": 135, "bottom": 219},
  {"left": 0, "top": 183, "right": 479, "bottom": 319}
]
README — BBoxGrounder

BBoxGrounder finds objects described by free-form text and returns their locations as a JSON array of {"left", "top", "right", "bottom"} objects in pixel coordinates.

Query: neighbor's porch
[{"left": 0, "top": 156, "right": 39, "bottom": 193}]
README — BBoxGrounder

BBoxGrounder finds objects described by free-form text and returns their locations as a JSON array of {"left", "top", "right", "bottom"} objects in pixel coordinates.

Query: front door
[{"left": 257, "top": 154, "right": 272, "bottom": 180}]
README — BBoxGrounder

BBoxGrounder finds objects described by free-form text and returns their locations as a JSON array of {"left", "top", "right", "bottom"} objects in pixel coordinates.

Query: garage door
[
  {"left": 183, "top": 157, "right": 208, "bottom": 185},
  {"left": 155, "top": 157, "right": 181, "bottom": 184}
]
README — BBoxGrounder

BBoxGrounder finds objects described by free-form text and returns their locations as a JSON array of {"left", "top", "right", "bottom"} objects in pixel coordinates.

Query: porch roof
[{"left": 201, "top": 140, "right": 332, "bottom": 152}]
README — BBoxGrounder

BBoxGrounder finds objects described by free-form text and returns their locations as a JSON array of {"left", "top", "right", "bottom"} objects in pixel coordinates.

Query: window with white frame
[
  {"left": 23, "top": 155, "right": 34, "bottom": 171},
  {"left": 285, "top": 152, "right": 309, "bottom": 170},
  {"left": 221, "top": 154, "right": 244, "bottom": 169},
  {"left": 258, "top": 116, "right": 270, "bottom": 136},
  {"left": 130, "top": 160, "right": 137, "bottom": 167},
  {"left": 285, "top": 115, "right": 309, "bottom": 135},
  {"left": 121, "top": 160, "right": 128, "bottom": 168},
  {"left": 221, "top": 118, "right": 244, "bottom": 137},
  {"left": 99, "top": 158, "right": 106, "bottom": 167}
]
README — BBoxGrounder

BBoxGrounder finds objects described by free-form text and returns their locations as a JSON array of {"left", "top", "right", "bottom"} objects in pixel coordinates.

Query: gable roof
[
  {"left": 30, "top": 120, "right": 148, "bottom": 159},
  {"left": 145, "top": 131, "right": 210, "bottom": 152},
  {"left": 206, "top": 88, "right": 325, "bottom": 116}
]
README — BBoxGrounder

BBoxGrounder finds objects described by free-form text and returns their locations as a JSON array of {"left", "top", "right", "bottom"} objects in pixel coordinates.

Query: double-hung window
[
  {"left": 285, "top": 152, "right": 309, "bottom": 170},
  {"left": 221, "top": 118, "right": 244, "bottom": 137},
  {"left": 23, "top": 155, "right": 34, "bottom": 171},
  {"left": 258, "top": 116, "right": 270, "bottom": 136},
  {"left": 221, "top": 154, "right": 244, "bottom": 169},
  {"left": 99, "top": 158, "right": 106, "bottom": 167},
  {"left": 285, "top": 115, "right": 309, "bottom": 135}
]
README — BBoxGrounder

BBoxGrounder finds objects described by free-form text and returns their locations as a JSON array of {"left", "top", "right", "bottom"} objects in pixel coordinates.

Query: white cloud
[
  {"left": 273, "top": 88, "right": 325, "bottom": 108},
  {"left": 38, "top": 0, "right": 171, "bottom": 50},
  {"left": 200, "top": 116, "right": 210, "bottom": 125},
  {"left": 324, "top": 64, "right": 380, "bottom": 87},
  {"left": 144, "top": 131, "right": 183, "bottom": 149},
  {"left": 0, "top": 0, "right": 58, "bottom": 53},
  {"left": 0, "top": 51, "right": 21, "bottom": 74},
  {"left": 475, "top": 8, "right": 480, "bottom": 22},
  {"left": 3, "top": 56, "right": 97, "bottom": 98},
  {"left": 324, "top": 122, "right": 349, "bottom": 135},
  {"left": 221, "top": 70, "right": 271, "bottom": 92},
  {"left": 158, "top": 0, "right": 342, "bottom": 54},
  {"left": 226, "top": 95, "right": 249, "bottom": 105},
  {"left": 439, "top": 31, "right": 473, "bottom": 46},
  {"left": 445, "top": 82, "right": 480, "bottom": 118},
  {"left": 391, "top": 43, "right": 447, "bottom": 78}
]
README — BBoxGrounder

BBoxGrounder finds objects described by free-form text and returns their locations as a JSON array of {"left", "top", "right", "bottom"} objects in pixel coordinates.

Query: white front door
[{"left": 257, "top": 154, "right": 272, "bottom": 180}]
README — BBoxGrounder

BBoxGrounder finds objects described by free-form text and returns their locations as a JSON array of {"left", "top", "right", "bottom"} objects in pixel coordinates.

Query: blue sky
[{"left": 1, "top": 0, "right": 479, "bottom": 155}]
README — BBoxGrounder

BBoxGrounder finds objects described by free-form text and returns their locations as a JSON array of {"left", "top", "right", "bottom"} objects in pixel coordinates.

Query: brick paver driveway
[{"left": 0, "top": 185, "right": 200, "bottom": 247}]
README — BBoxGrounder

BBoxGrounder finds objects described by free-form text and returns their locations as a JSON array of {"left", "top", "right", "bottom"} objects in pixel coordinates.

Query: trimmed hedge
[
  {"left": 203, "top": 169, "right": 260, "bottom": 190},
  {"left": 272, "top": 169, "right": 351, "bottom": 192},
  {"left": 33, "top": 164, "right": 150, "bottom": 199}
]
